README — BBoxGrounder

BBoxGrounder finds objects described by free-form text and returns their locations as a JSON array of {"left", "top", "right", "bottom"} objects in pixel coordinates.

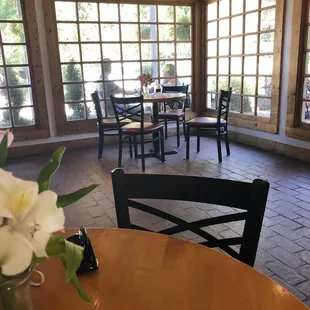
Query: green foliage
[
  {"left": 57, "top": 184, "right": 99, "bottom": 208},
  {"left": 176, "top": 16, "right": 191, "bottom": 41},
  {"left": 37, "top": 147, "right": 66, "bottom": 193},
  {"left": 0, "top": 131, "right": 9, "bottom": 167},
  {"left": 0, "top": 0, "right": 19, "bottom": 20}
]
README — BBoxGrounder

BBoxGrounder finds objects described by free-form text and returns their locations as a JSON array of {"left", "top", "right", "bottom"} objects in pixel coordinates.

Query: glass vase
[
  {"left": 141, "top": 85, "right": 149, "bottom": 96},
  {"left": 0, "top": 269, "right": 33, "bottom": 310}
]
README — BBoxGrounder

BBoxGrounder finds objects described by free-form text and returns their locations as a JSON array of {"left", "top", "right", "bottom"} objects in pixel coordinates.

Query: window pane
[
  {"left": 83, "top": 64, "right": 102, "bottom": 81},
  {"left": 218, "top": 58, "right": 229, "bottom": 74},
  {"left": 141, "top": 24, "right": 157, "bottom": 41},
  {"left": 231, "top": 77, "right": 242, "bottom": 93},
  {"left": 207, "top": 58, "right": 217, "bottom": 74},
  {"left": 142, "top": 62, "right": 158, "bottom": 77},
  {"left": 105, "top": 81, "right": 123, "bottom": 98},
  {"left": 219, "top": 0, "right": 229, "bottom": 18},
  {"left": 0, "top": 67, "right": 6, "bottom": 86},
  {"left": 244, "top": 35, "right": 258, "bottom": 54},
  {"left": 243, "top": 96, "right": 255, "bottom": 114},
  {"left": 122, "top": 44, "right": 140, "bottom": 60},
  {"left": 10, "top": 87, "right": 32, "bottom": 107},
  {"left": 244, "top": 56, "right": 257, "bottom": 74},
  {"left": 261, "top": 0, "right": 276, "bottom": 8},
  {"left": 160, "top": 61, "right": 175, "bottom": 79},
  {"left": 258, "top": 77, "right": 272, "bottom": 96},
  {"left": 231, "top": 37, "right": 243, "bottom": 54},
  {"left": 245, "top": 12, "right": 258, "bottom": 33},
  {"left": 230, "top": 94, "right": 241, "bottom": 112},
  {"left": 231, "top": 16, "right": 243, "bottom": 35},
  {"left": 78, "top": 3, "right": 98, "bottom": 21},
  {"left": 260, "top": 32, "right": 274, "bottom": 53},
  {"left": 64, "top": 84, "right": 84, "bottom": 101},
  {"left": 0, "top": 50, "right": 3, "bottom": 65},
  {"left": 140, "top": 5, "right": 157, "bottom": 22},
  {"left": 55, "top": 2, "right": 76, "bottom": 21},
  {"left": 106, "top": 63, "right": 122, "bottom": 81},
  {"left": 0, "top": 23, "right": 25, "bottom": 43},
  {"left": 142, "top": 43, "right": 158, "bottom": 60},
  {"left": 219, "top": 39, "right": 229, "bottom": 56},
  {"left": 219, "top": 19, "right": 229, "bottom": 37},
  {"left": 59, "top": 44, "right": 80, "bottom": 62},
  {"left": 102, "top": 43, "right": 121, "bottom": 61},
  {"left": 123, "top": 62, "right": 140, "bottom": 79},
  {"left": 158, "top": 6, "right": 174, "bottom": 23},
  {"left": 121, "top": 24, "right": 139, "bottom": 42},
  {"left": 207, "top": 2, "right": 217, "bottom": 21},
  {"left": 207, "top": 40, "right": 217, "bottom": 57},
  {"left": 80, "top": 24, "right": 99, "bottom": 42},
  {"left": 57, "top": 23, "right": 78, "bottom": 42},
  {"left": 207, "top": 21, "right": 217, "bottom": 39},
  {"left": 243, "top": 77, "right": 256, "bottom": 95},
  {"left": 66, "top": 103, "right": 86, "bottom": 120},
  {"left": 176, "top": 60, "right": 191, "bottom": 76},
  {"left": 13, "top": 107, "right": 35, "bottom": 126},
  {"left": 307, "top": 26, "right": 310, "bottom": 49},
  {"left": 159, "top": 25, "right": 174, "bottom": 41},
  {"left": 302, "top": 102, "right": 310, "bottom": 123},
  {"left": 7, "top": 67, "right": 30, "bottom": 85},
  {"left": 305, "top": 53, "right": 310, "bottom": 74},
  {"left": 231, "top": 57, "right": 242, "bottom": 74},
  {"left": 86, "top": 101, "right": 96, "bottom": 119},
  {"left": 261, "top": 8, "right": 276, "bottom": 31},
  {"left": 0, "top": 89, "right": 9, "bottom": 107},
  {"left": 207, "top": 76, "right": 216, "bottom": 92},
  {"left": 206, "top": 92, "right": 217, "bottom": 109},
  {"left": 85, "top": 82, "right": 101, "bottom": 100},
  {"left": 176, "top": 24, "right": 191, "bottom": 41},
  {"left": 81, "top": 44, "right": 101, "bottom": 61},
  {"left": 176, "top": 43, "right": 191, "bottom": 58},
  {"left": 101, "top": 24, "right": 119, "bottom": 42},
  {"left": 100, "top": 3, "right": 118, "bottom": 22},
  {"left": 3, "top": 45, "right": 28, "bottom": 65},
  {"left": 304, "top": 78, "right": 310, "bottom": 100},
  {"left": 245, "top": 0, "right": 259, "bottom": 12},
  {"left": 0, "top": 109, "right": 12, "bottom": 127},
  {"left": 176, "top": 6, "right": 191, "bottom": 23},
  {"left": 120, "top": 4, "right": 138, "bottom": 22},
  {"left": 231, "top": 0, "right": 243, "bottom": 15},
  {"left": 218, "top": 76, "right": 229, "bottom": 90},
  {"left": 61, "top": 64, "right": 82, "bottom": 82},
  {"left": 257, "top": 98, "right": 271, "bottom": 117},
  {"left": 259, "top": 55, "right": 273, "bottom": 75}
]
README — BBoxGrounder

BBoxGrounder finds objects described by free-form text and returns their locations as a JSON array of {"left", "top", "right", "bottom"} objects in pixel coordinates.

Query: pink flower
[
  {"left": 0, "top": 130, "right": 14, "bottom": 147},
  {"left": 137, "top": 74, "right": 148, "bottom": 85}
]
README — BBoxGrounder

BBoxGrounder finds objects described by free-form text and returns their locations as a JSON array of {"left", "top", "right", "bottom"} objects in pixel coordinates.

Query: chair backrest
[
  {"left": 217, "top": 88, "right": 232, "bottom": 124},
  {"left": 162, "top": 85, "right": 189, "bottom": 112},
  {"left": 110, "top": 95, "right": 144, "bottom": 132},
  {"left": 111, "top": 168, "right": 269, "bottom": 267},
  {"left": 91, "top": 91, "right": 103, "bottom": 125}
]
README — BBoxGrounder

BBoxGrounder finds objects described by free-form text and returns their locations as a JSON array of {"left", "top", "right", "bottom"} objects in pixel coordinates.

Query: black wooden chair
[
  {"left": 92, "top": 91, "right": 131, "bottom": 159},
  {"left": 110, "top": 95, "right": 165, "bottom": 172},
  {"left": 158, "top": 85, "right": 189, "bottom": 147},
  {"left": 111, "top": 168, "right": 269, "bottom": 267},
  {"left": 186, "top": 88, "right": 232, "bottom": 163}
]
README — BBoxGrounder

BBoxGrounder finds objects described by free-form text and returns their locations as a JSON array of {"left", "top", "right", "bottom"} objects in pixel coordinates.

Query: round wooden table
[{"left": 31, "top": 228, "right": 308, "bottom": 310}]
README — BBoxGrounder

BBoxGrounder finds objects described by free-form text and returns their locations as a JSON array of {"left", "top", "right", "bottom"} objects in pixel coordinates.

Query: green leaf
[
  {"left": 57, "top": 184, "right": 99, "bottom": 208},
  {"left": 37, "top": 147, "right": 66, "bottom": 193},
  {"left": 0, "top": 131, "right": 9, "bottom": 168},
  {"left": 71, "top": 274, "right": 92, "bottom": 304},
  {"left": 61, "top": 240, "right": 83, "bottom": 282}
]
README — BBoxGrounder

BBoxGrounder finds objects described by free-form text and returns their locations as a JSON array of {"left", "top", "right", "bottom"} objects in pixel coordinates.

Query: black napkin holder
[{"left": 66, "top": 226, "right": 99, "bottom": 274}]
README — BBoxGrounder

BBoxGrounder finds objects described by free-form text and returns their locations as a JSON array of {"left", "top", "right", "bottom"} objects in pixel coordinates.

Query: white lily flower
[{"left": 0, "top": 169, "right": 65, "bottom": 276}]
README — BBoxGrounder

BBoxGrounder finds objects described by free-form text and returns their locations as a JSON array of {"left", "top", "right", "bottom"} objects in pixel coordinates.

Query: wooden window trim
[
  {"left": 44, "top": 0, "right": 200, "bottom": 136},
  {"left": 286, "top": 0, "right": 310, "bottom": 141},
  {"left": 204, "top": 0, "right": 285, "bottom": 134},
  {"left": 0, "top": 0, "right": 49, "bottom": 141}
]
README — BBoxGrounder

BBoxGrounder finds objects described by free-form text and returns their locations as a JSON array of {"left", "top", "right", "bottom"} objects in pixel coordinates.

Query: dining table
[{"left": 31, "top": 228, "right": 309, "bottom": 310}]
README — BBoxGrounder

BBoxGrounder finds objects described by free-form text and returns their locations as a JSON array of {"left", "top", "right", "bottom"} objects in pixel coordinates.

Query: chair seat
[
  {"left": 121, "top": 122, "right": 164, "bottom": 133},
  {"left": 101, "top": 118, "right": 131, "bottom": 129},
  {"left": 187, "top": 117, "right": 226, "bottom": 127},
  {"left": 159, "top": 110, "right": 185, "bottom": 118}
]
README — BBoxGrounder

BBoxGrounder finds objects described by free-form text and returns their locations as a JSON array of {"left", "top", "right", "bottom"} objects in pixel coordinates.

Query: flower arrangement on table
[
  {"left": 137, "top": 73, "right": 154, "bottom": 95},
  {"left": 0, "top": 130, "right": 98, "bottom": 305}
]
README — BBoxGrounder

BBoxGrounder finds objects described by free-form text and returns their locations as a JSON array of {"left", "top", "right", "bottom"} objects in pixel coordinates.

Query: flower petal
[
  {"left": 33, "top": 191, "right": 65, "bottom": 233},
  {"left": 32, "top": 230, "right": 50, "bottom": 258},
  {"left": 0, "top": 229, "right": 33, "bottom": 276}
]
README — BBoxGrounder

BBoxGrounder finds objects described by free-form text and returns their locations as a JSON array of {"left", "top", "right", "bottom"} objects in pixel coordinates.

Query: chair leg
[
  {"left": 98, "top": 128, "right": 104, "bottom": 159},
  {"left": 160, "top": 129, "right": 165, "bottom": 163},
  {"left": 217, "top": 132, "right": 222, "bottom": 163},
  {"left": 186, "top": 124, "right": 190, "bottom": 160},
  {"left": 197, "top": 128, "right": 200, "bottom": 153},
  {"left": 176, "top": 120, "right": 180, "bottom": 147},
  {"left": 182, "top": 117, "right": 186, "bottom": 141},
  {"left": 140, "top": 134, "right": 145, "bottom": 172},
  {"left": 164, "top": 119, "right": 168, "bottom": 140},
  {"left": 225, "top": 131, "right": 230, "bottom": 156},
  {"left": 128, "top": 136, "right": 133, "bottom": 158},
  {"left": 133, "top": 136, "right": 138, "bottom": 158},
  {"left": 118, "top": 135, "right": 123, "bottom": 167}
]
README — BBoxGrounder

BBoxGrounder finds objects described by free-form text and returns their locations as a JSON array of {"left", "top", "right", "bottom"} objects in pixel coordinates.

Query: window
[
  {"left": 49, "top": 1, "right": 192, "bottom": 133},
  {"left": 205, "top": 0, "right": 283, "bottom": 133}
]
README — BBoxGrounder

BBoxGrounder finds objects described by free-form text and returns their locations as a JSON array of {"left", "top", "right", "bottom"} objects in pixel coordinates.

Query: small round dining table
[{"left": 31, "top": 228, "right": 308, "bottom": 310}]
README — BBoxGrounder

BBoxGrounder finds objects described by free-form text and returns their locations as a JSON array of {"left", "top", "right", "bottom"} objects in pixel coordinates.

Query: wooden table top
[
  {"left": 143, "top": 92, "right": 186, "bottom": 103},
  {"left": 31, "top": 228, "right": 308, "bottom": 310}
]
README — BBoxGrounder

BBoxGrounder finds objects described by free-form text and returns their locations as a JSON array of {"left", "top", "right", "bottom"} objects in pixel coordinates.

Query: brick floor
[{"left": 6, "top": 136, "right": 310, "bottom": 305}]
